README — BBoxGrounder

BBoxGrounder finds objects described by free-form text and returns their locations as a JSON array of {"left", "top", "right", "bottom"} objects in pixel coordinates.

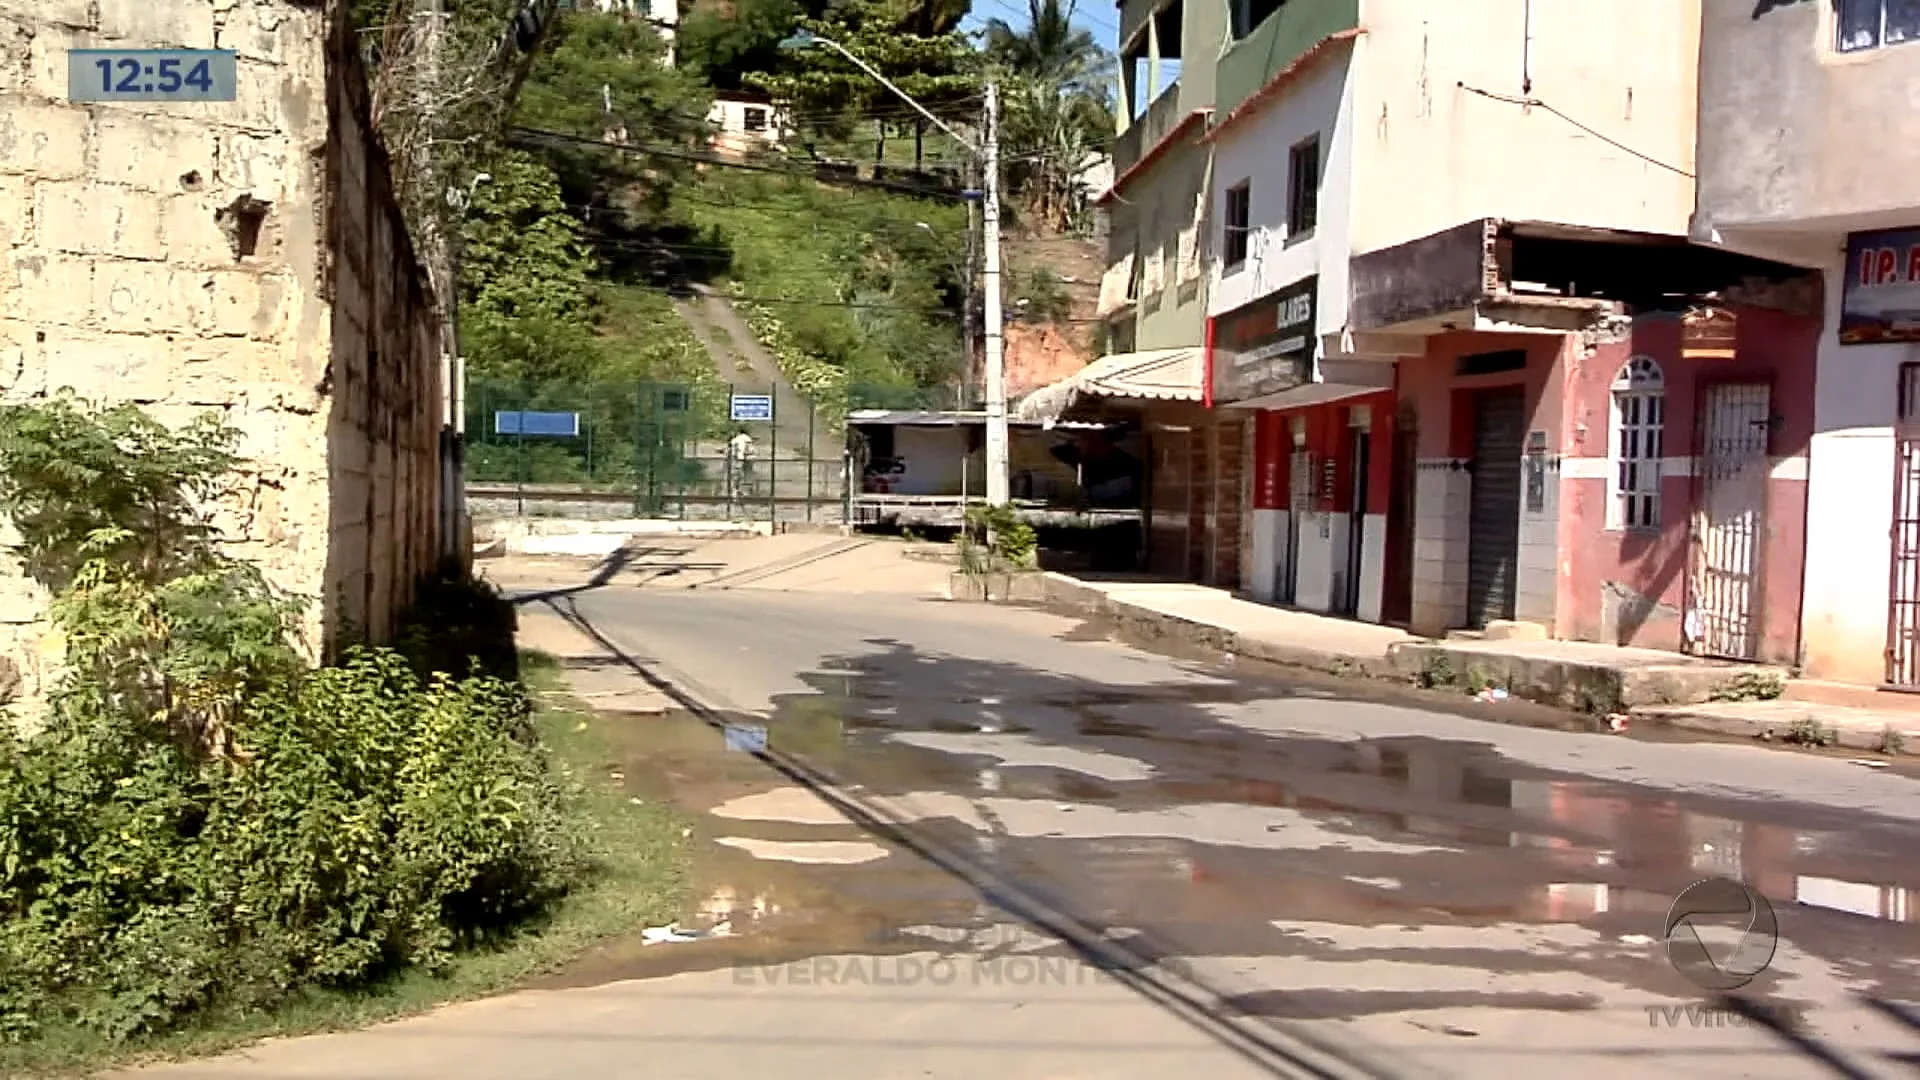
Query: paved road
[{"left": 126, "top": 576, "right": 1920, "bottom": 1079}]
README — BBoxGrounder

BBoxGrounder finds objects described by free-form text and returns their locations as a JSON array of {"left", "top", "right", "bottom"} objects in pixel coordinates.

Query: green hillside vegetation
[{"left": 384, "top": 0, "right": 1115, "bottom": 434}]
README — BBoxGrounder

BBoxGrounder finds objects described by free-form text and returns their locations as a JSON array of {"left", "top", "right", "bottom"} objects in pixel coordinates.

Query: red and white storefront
[
  {"left": 1244, "top": 392, "right": 1396, "bottom": 620},
  {"left": 1210, "top": 273, "right": 1399, "bottom": 621},
  {"left": 1388, "top": 301, "right": 1820, "bottom": 662}
]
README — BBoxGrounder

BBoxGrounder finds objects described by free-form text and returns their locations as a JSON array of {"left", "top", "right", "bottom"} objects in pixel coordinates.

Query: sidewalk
[
  {"left": 1030, "top": 573, "right": 1920, "bottom": 755},
  {"left": 516, "top": 604, "right": 678, "bottom": 715}
]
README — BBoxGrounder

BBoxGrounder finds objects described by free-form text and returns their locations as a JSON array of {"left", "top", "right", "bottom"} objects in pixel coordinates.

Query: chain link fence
[{"left": 464, "top": 377, "right": 852, "bottom": 523}]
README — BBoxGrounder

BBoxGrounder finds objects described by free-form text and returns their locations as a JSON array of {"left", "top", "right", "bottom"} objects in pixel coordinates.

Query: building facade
[
  {"left": 0, "top": 0, "right": 450, "bottom": 711},
  {"left": 1693, "top": 0, "right": 1920, "bottom": 686},
  {"left": 1018, "top": 0, "right": 1906, "bottom": 683},
  {"left": 1198, "top": 0, "right": 1728, "bottom": 630},
  {"left": 706, "top": 91, "right": 790, "bottom": 161}
]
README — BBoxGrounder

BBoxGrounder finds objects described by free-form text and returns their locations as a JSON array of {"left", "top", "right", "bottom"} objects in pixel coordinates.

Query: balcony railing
[
  {"left": 1113, "top": 81, "right": 1186, "bottom": 177},
  {"left": 1216, "top": 0, "right": 1359, "bottom": 117}
]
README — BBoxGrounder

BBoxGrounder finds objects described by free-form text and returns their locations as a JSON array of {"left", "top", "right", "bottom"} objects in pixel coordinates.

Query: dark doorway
[
  {"left": 1466, "top": 389, "right": 1526, "bottom": 628},
  {"left": 1338, "top": 425, "right": 1372, "bottom": 616}
]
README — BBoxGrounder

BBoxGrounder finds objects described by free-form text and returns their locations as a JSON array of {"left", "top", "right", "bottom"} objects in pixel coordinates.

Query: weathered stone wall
[
  {"left": 0, "top": 0, "right": 444, "bottom": 707},
  {"left": 320, "top": 5, "right": 444, "bottom": 647}
]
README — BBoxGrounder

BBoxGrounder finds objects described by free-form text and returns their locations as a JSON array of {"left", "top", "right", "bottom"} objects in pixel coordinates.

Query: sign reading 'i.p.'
[{"left": 68, "top": 49, "right": 238, "bottom": 103}]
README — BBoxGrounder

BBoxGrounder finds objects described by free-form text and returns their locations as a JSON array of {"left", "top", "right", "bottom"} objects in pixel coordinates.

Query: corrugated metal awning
[{"left": 1013, "top": 347, "right": 1205, "bottom": 423}]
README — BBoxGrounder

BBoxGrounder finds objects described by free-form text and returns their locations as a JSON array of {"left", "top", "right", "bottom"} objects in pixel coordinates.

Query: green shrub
[
  {"left": 395, "top": 561, "right": 522, "bottom": 683},
  {"left": 962, "top": 503, "right": 1038, "bottom": 570},
  {"left": 0, "top": 650, "right": 577, "bottom": 1042},
  {"left": 0, "top": 396, "right": 578, "bottom": 1043}
]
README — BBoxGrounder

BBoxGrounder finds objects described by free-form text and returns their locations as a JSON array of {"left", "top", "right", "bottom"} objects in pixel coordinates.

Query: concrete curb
[
  {"left": 1012, "top": 573, "right": 1914, "bottom": 757},
  {"left": 1635, "top": 703, "right": 1920, "bottom": 757},
  {"left": 472, "top": 517, "right": 769, "bottom": 556},
  {"left": 1030, "top": 573, "right": 1384, "bottom": 677}
]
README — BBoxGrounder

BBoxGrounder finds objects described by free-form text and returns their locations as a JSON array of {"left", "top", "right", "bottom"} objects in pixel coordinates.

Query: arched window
[{"left": 1609, "top": 355, "right": 1666, "bottom": 529}]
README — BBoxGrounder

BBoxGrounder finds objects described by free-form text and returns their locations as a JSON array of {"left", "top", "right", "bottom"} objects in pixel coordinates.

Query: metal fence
[{"left": 464, "top": 377, "right": 850, "bottom": 523}]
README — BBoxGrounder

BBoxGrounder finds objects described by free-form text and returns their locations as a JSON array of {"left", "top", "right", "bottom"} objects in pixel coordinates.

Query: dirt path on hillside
[{"left": 671, "top": 285, "right": 832, "bottom": 463}]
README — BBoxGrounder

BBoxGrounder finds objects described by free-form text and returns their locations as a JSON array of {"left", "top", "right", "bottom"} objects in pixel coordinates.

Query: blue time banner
[{"left": 68, "top": 49, "right": 239, "bottom": 103}]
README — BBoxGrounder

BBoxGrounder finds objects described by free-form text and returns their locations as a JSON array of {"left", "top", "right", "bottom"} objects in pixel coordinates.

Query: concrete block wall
[
  {"left": 1410, "top": 459, "right": 1470, "bottom": 633},
  {"left": 1515, "top": 457, "right": 1560, "bottom": 626},
  {"left": 0, "top": 0, "right": 444, "bottom": 708}
]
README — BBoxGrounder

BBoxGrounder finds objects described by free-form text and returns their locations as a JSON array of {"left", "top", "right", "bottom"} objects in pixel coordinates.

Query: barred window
[{"left": 1609, "top": 355, "right": 1665, "bottom": 530}]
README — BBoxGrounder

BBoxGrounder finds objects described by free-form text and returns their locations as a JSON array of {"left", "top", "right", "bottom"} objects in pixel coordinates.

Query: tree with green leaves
[
  {"left": 458, "top": 149, "right": 601, "bottom": 383},
  {"left": 981, "top": 0, "right": 1114, "bottom": 231},
  {"left": 677, "top": 0, "right": 809, "bottom": 93},
  {"left": 747, "top": 0, "right": 982, "bottom": 146},
  {"left": 982, "top": 0, "right": 1105, "bottom": 92}
]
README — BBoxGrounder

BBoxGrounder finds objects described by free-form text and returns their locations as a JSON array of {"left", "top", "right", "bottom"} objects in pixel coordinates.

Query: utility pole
[
  {"left": 773, "top": 31, "right": 1009, "bottom": 503},
  {"left": 981, "top": 79, "right": 1009, "bottom": 507}
]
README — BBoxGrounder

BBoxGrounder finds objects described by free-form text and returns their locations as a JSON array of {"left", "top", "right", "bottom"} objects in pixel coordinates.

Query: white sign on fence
[{"left": 729, "top": 394, "right": 774, "bottom": 422}]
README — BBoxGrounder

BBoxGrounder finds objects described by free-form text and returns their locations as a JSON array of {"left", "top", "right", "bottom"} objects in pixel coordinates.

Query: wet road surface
[
  {"left": 118, "top": 579, "right": 1920, "bottom": 1079},
  {"left": 542, "top": 585, "right": 1920, "bottom": 1079}
]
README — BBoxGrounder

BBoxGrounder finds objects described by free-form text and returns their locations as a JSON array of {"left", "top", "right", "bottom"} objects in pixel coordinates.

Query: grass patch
[{"left": 1, "top": 649, "right": 689, "bottom": 1079}]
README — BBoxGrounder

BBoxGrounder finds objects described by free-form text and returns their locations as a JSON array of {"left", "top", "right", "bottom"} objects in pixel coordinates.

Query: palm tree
[
  {"left": 983, "top": 0, "right": 1106, "bottom": 93},
  {"left": 984, "top": 0, "right": 1113, "bottom": 232}
]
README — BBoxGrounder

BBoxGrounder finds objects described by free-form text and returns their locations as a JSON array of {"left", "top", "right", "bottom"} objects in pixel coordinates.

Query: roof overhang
[
  {"left": 1013, "top": 347, "right": 1206, "bottom": 423},
  {"left": 1205, "top": 29, "right": 1363, "bottom": 146},
  {"left": 846, "top": 409, "right": 1109, "bottom": 430},
  {"left": 1348, "top": 216, "right": 1814, "bottom": 334},
  {"left": 1218, "top": 358, "right": 1393, "bottom": 411}
]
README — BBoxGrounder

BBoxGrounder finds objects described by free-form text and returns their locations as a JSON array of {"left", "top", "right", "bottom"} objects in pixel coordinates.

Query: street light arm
[{"left": 808, "top": 34, "right": 979, "bottom": 154}]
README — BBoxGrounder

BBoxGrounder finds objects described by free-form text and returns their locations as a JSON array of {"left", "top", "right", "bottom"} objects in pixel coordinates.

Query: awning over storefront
[
  {"left": 1218, "top": 358, "right": 1394, "bottom": 411},
  {"left": 1013, "top": 347, "right": 1206, "bottom": 423}
]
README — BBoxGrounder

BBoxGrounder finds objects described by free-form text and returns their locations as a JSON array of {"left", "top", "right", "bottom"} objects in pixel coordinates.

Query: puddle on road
[{"left": 535, "top": 656, "right": 1920, "bottom": 1008}]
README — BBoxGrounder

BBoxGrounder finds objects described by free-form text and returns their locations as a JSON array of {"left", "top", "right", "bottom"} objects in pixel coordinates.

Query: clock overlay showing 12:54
[{"left": 68, "top": 49, "right": 238, "bottom": 103}]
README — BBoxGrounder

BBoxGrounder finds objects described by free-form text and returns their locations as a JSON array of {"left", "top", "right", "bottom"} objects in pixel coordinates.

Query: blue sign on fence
[
  {"left": 494, "top": 410, "right": 580, "bottom": 437},
  {"left": 723, "top": 723, "right": 768, "bottom": 754},
  {"left": 729, "top": 394, "right": 774, "bottom": 422}
]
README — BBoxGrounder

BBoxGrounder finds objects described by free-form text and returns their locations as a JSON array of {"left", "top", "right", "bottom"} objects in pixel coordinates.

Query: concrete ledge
[
  {"left": 947, "top": 569, "right": 1049, "bottom": 603},
  {"left": 1386, "top": 642, "right": 1789, "bottom": 712},
  {"left": 1033, "top": 574, "right": 1394, "bottom": 678},
  {"left": 474, "top": 517, "right": 769, "bottom": 555}
]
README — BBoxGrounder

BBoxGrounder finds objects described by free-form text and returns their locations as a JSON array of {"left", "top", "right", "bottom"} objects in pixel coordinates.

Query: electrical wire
[
  {"left": 506, "top": 125, "right": 971, "bottom": 200},
  {"left": 1456, "top": 83, "right": 1695, "bottom": 179}
]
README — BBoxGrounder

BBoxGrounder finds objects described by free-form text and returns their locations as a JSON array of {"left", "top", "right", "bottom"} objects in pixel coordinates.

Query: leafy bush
[
  {"left": 960, "top": 503, "right": 1038, "bottom": 570},
  {"left": 395, "top": 562, "right": 522, "bottom": 683},
  {"left": 0, "top": 396, "right": 578, "bottom": 1043}
]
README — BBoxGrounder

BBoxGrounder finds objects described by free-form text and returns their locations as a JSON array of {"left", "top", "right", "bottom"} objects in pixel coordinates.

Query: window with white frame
[{"left": 1609, "top": 355, "right": 1665, "bottom": 529}]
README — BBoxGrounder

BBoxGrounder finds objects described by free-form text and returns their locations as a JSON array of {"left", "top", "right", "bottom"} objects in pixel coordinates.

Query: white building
[
  {"left": 1203, "top": 32, "right": 1368, "bottom": 613},
  {"left": 1692, "top": 0, "right": 1920, "bottom": 686},
  {"left": 706, "top": 91, "right": 791, "bottom": 160}
]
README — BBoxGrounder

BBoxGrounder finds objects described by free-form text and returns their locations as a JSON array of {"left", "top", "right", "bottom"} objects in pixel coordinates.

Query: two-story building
[
  {"left": 1692, "top": 0, "right": 1920, "bottom": 689},
  {"left": 1198, "top": 0, "right": 1822, "bottom": 677}
]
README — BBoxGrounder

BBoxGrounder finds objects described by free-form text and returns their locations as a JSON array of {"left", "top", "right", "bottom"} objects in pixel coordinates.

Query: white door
[{"left": 1686, "top": 384, "right": 1771, "bottom": 660}]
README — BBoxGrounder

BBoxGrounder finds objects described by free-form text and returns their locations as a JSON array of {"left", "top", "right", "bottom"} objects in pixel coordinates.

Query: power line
[
  {"left": 1457, "top": 83, "right": 1695, "bottom": 179},
  {"left": 507, "top": 125, "right": 972, "bottom": 200}
]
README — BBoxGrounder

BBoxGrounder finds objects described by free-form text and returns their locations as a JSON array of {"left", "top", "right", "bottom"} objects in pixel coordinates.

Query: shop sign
[
  {"left": 1680, "top": 306, "right": 1737, "bottom": 360},
  {"left": 1211, "top": 275, "right": 1317, "bottom": 404},
  {"left": 1841, "top": 227, "right": 1920, "bottom": 345}
]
